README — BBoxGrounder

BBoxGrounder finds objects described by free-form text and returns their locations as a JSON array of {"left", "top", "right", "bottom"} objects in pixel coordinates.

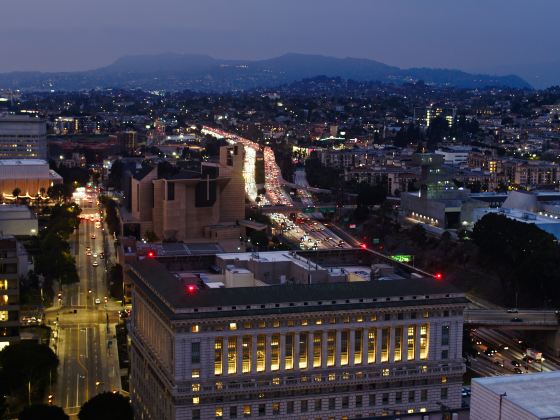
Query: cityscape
[{"left": 1, "top": 2, "right": 560, "bottom": 420}]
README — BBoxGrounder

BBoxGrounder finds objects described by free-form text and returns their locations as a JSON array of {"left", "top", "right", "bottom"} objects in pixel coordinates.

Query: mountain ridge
[{"left": 0, "top": 52, "right": 531, "bottom": 91}]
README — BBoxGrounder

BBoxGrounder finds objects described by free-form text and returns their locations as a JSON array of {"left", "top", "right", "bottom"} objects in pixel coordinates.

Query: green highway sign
[
  {"left": 390, "top": 255, "right": 413, "bottom": 263},
  {"left": 303, "top": 207, "right": 316, "bottom": 214}
]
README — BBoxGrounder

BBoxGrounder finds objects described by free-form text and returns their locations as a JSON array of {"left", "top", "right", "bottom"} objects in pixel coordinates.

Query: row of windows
[
  {"left": 190, "top": 390, "right": 445, "bottom": 418},
  {"left": 189, "top": 311, "right": 457, "bottom": 333},
  {"left": 208, "top": 326, "right": 429, "bottom": 376}
]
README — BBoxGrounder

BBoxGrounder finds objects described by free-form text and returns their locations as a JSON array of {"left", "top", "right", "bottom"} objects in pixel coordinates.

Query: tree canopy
[
  {"left": 19, "top": 404, "right": 68, "bottom": 420},
  {"left": 78, "top": 392, "right": 133, "bottom": 420}
]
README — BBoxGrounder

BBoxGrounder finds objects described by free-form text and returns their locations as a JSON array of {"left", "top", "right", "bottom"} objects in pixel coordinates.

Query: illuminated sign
[{"left": 390, "top": 255, "right": 413, "bottom": 263}]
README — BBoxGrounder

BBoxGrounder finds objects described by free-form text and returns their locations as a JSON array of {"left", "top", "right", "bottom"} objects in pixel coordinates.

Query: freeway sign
[
  {"left": 390, "top": 254, "right": 413, "bottom": 263},
  {"left": 303, "top": 207, "right": 316, "bottom": 214}
]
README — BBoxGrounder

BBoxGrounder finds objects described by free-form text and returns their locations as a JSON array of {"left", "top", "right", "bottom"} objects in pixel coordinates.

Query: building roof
[
  {"left": 473, "top": 372, "right": 560, "bottom": 419},
  {"left": 129, "top": 259, "right": 466, "bottom": 320},
  {"left": 0, "top": 159, "right": 48, "bottom": 166}
]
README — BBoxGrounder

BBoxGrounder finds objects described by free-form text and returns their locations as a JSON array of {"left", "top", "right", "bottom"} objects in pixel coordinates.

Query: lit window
[
  {"left": 272, "top": 377, "right": 280, "bottom": 385},
  {"left": 367, "top": 329, "right": 376, "bottom": 363},
  {"left": 229, "top": 322, "right": 237, "bottom": 331},
  {"left": 214, "top": 339, "right": 223, "bottom": 375},
  {"left": 242, "top": 336, "right": 252, "bottom": 374},
  {"left": 315, "top": 319, "right": 322, "bottom": 325},
  {"left": 191, "top": 369, "right": 200, "bottom": 379},
  {"left": 370, "top": 314, "right": 377, "bottom": 322},
  {"left": 215, "top": 407, "right": 223, "bottom": 418},
  {"left": 381, "top": 328, "right": 390, "bottom": 362},
  {"left": 328, "top": 373, "right": 336, "bottom": 381},
  {"left": 271, "top": 334, "right": 280, "bottom": 371},
  {"left": 441, "top": 376, "right": 447, "bottom": 384},
  {"left": 356, "top": 316, "right": 363, "bottom": 323},
  {"left": 407, "top": 326, "right": 416, "bottom": 360},
  {"left": 192, "top": 383, "right": 200, "bottom": 392},
  {"left": 273, "top": 320, "right": 280, "bottom": 327},
  {"left": 382, "top": 368, "right": 390, "bottom": 377},
  {"left": 327, "top": 331, "right": 336, "bottom": 366},
  {"left": 407, "top": 409, "right": 414, "bottom": 414},
  {"left": 394, "top": 327, "right": 403, "bottom": 362},
  {"left": 285, "top": 334, "right": 294, "bottom": 370},
  {"left": 192, "top": 396, "right": 199, "bottom": 404},
  {"left": 227, "top": 337, "right": 237, "bottom": 374},
  {"left": 313, "top": 332, "right": 322, "bottom": 368},
  {"left": 354, "top": 329, "right": 363, "bottom": 364},
  {"left": 243, "top": 405, "right": 251, "bottom": 416},
  {"left": 191, "top": 324, "right": 199, "bottom": 333},
  {"left": 420, "top": 325, "right": 429, "bottom": 359},
  {"left": 299, "top": 333, "right": 308, "bottom": 369},
  {"left": 301, "top": 319, "right": 308, "bottom": 326},
  {"left": 257, "top": 335, "right": 266, "bottom": 372}
]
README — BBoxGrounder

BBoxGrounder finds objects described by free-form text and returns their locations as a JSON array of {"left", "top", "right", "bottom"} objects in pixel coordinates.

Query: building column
[
  {"left": 402, "top": 327, "right": 408, "bottom": 362},
  {"left": 308, "top": 331, "right": 314, "bottom": 369},
  {"left": 222, "top": 337, "right": 228, "bottom": 375},
  {"left": 363, "top": 328, "right": 369, "bottom": 364},
  {"left": 335, "top": 330, "right": 342, "bottom": 367},
  {"left": 251, "top": 335, "right": 258, "bottom": 373},
  {"left": 237, "top": 336, "right": 243, "bottom": 375},
  {"left": 389, "top": 327, "right": 395, "bottom": 363},
  {"left": 322, "top": 330, "right": 328, "bottom": 369},
  {"left": 294, "top": 332, "right": 300, "bottom": 371},
  {"left": 279, "top": 334, "right": 286, "bottom": 371},
  {"left": 376, "top": 328, "right": 383, "bottom": 363},
  {"left": 349, "top": 329, "right": 355, "bottom": 367},
  {"left": 415, "top": 324, "right": 421, "bottom": 361},
  {"left": 265, "top": 335, "right": 272, "bottom": 373}
]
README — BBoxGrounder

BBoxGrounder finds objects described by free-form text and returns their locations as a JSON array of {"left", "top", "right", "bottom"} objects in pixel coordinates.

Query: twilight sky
[{"left": 2, "top": 0, "right": 559, "bottom": 86}]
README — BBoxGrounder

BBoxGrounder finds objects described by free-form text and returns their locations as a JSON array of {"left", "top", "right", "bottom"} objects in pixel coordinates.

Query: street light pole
[{"left": 499, "top": 392, "right": 507, "bottom": 420}]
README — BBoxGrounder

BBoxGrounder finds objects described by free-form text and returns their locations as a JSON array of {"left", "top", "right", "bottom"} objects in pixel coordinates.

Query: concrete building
[
  {"left": 0, "top": 115, "right": 47, "bottom": 159},
  {"left": 0, "top": 205, "right": 38, "bottom": 236},
  {"left": 126, "top": 145, "right": 245, "bottom": 244},
  {"left": 128, "top": 251, "right": 467, "bottom": 420},
  {"left": 0, "top": 159, "right": 63, "bottom": 199},
  {"left": 470, "top": 372, "right": 560, "bottom": 420},
  {"left": 0, "top": 236, "right": 30, "bottom": 350}
]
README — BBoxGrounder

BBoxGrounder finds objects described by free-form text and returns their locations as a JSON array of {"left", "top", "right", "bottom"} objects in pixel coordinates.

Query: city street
[{"left": 45, "top": 191, "right": 122, "bottom": 418}]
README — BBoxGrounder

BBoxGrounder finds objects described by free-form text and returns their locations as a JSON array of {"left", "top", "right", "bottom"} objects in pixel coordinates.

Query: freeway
[
  {"left": 45, "top": 189, "right": 122, "bottom": 418},
  {"left": 464, "top": 309, "right": 559, "bottom": 328}
]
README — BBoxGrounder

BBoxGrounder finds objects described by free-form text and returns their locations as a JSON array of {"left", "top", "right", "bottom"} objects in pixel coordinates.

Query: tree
[
  {"left": 12, "top": 187, "right": 21, "bottom": 204},
  {"left": 248, "top": 230, "right": 269, "bottom": 249},
  {"left": 108, "top": 264, "right": 123, "bottom": 300},
  {"left": 0, "top": 342, "right": 58, "bottom": 408},
  {"left": 144, "top": 230, "right": 159, "bottom": 243},
  {"left": 19, "top": 404, "right": 68, "bottom": 420},
  {"left": 78, "top": 392, "right": 133, "bottom": 420}
]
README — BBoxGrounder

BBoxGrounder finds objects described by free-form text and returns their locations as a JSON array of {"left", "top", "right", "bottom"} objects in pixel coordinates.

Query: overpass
[{"left": 464, "top": 309, "right": 559, "bottom": 330}]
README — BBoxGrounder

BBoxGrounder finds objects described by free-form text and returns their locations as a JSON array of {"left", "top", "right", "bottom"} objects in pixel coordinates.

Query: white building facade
[{"left": 0, "top": 115, "right": 47, "bottom": 160}]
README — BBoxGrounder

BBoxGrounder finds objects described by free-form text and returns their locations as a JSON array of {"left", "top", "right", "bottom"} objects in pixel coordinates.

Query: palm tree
[{"left": 12, "top": 187, "right": 21, "bottom": 204}]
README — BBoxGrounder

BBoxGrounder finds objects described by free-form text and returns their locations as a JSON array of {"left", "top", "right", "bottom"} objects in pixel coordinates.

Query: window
[
  {"left": 395, "top": 392, "right": 402, "bottom": 404},
  {"left": 441, "top": 388, "right": 448, "bottom": 400},
  {"left": 420, "top": 324, "right": 429, "bottom": 359},
  {"left": 243, "top": 405, "right": 252, "bottom": 417},
  {"left": 313, "top": 332, "right": 322, "bottom": 368},
  {"left": 287, "top": 401, "right": 294, "bottom": 414},
  {"left": 192, "top": 409, "right": 200, "bottom": 420},
  {"left": 381, "top": 328, "right": 390, "bottom": 362},
  {"left": 382, "top": 393, "right": 389, "bottom": 405},
  {"left": 342, "top": 396, "right": 349, "bottom": 408},
  {"left": 341, "top": 331, "right": 349, "bottom": 365},
  {"left": 367, "top": 329, "right": 376, "bottom": 363},
  {"left": 407, "top": 326, "right": 415, "bottom": 360},
  {"left": 356, "top": 395, "right": 362, "bottom": 408},
  {"left": 441, "top": 325, "right": 449, "bottom": 346},
  {"left": 258, "top": 404, "right": 266, "bottom": 416},
  {"left": 421, "top": 389, "right": 428, "bottom": 401},
  {"left": 192, "top": 383, "right": 200, "bottom": 392},
  {"left": 301, "top": 400, "right": 308, "bottom": 413},
  {"left": 257, "top": 335, "right": 266, "bottom": 372},
  {"left": 230, "top": 406, "right": 238, "bottom": 418},
  {"left": 441, "top": 350, "right": 449, "bottom": 360},
  {"left": 355, "top": 329, "right": 363, "bottom": 365},
  {"left": 215, "top": 407, "right": 223, "bottom": 418},
  {"left": 369, "top": 394, "right": 376, "bottom": 406},
  {"left": 314, "top": 399, "right": 322, "bottom": 411},
  {"left": 327, "top": 331, "right": 336, "bottom": 366},
  {"left": 299, "top": 333, "right": 308, "bottom": 369},
  {"left": 394, "top": 327, "right": 403, "bottom": 362},
  {"left": 191, "top": 369, "right": 200, "bottom": 379},
  {"left": 285, "top": 334, "right": 294, "bottom": 370},
  {"left": 329, "top": 398, "right": 336, "bottom": 409},
  {"left": 214, "top": 339, "right": 223, "bottom": 375},
  {"left": 192, "top": 396, "right": 200, "bottom": 404},
  {"left": 191, "top": 342, "right": 201, "bottom": 364},
  {"left": 167, "top": 182, "right": 174, "bottom": 200},
  {"left": 271, "top": 335, "right": 280, "bottom": 371},
  {"left": 230, "top": 322, "right": 238, "bottom": 331},
  {"left": 384, "top": 314, "right": 391, "bottom": 321},
  {"left": 191, "top": 324, "right": 199, "bottom": 333},
  {"left": 228, "top": 337, "right": 237, "bottom": 374},
  {"left": 408, "top": 390, "right": 415, "bottom": 402},
  {"left": 242, "top": 336, "right": 252, "bottom": 373}
]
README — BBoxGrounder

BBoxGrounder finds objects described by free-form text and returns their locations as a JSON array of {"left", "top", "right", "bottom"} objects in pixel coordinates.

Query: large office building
[
  {"left": 0, "top": 115, "right": 47, "bottom": 159},
  {"left": 128, "top": 250, "right": 467, "bottom": 420},
  {"left": 470, "top": 372, "right": 560, "bottom": 420},
  {"left": 126, "top": 144, "right": 245, "bottom": 244}
]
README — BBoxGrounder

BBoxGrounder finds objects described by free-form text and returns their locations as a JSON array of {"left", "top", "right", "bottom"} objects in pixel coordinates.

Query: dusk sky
[{"left": 2, "top": 0, "right": 559, "bottom": 86}]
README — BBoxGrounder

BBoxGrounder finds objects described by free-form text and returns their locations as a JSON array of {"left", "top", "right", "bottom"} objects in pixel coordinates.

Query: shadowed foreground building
[{"left": 128, "top": 256, "right": 466, "bottom": 420}]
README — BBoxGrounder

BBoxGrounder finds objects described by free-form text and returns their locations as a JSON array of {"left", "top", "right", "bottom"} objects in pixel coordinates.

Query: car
[
  {"left": 522, "top": 356, "right": 533, "bottom": 364},
  {"left": 494, "top": 360, "right": 504, "bottom": 368},
  {"left": 511, "top": 317, "right": 523, "bottom": 322},
  {"left": 91, "top": 234, "right": 96, "bottom": 239},
  {"left": 92, "top": 260, "right": 99, "bottom": 267},
  {"left": 86, "top": 250, "right": 92, "bottom": 256},
  {"left": 99, "top": 253, "right": 104, "bottom": 259},
  {"left": 507, "top": 308, "right": 518, "bottom": 313},
  {"left": 92, "top": 252, "right": 98, "bottom": 258},
  {"left": 95, "top": 298, "right": 101, "bottom": 304},
  {"left": 511, "top": 360, "right": 521, "bottom": 367},
  {"left": 513, "top": 367, "right": 523, "bottom": 374}
]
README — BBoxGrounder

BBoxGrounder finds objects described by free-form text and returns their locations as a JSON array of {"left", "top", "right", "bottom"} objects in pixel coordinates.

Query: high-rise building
[
  {"left": 0, "top": 236, "right": 30, "bottom": 350},
  {"left": 0, "top": 115, "right": 47, "bottom": 159},
  {"left": 117, "top": 131, "right": 138, "bottom": 155},
  {"left": 128, "top": 255, "right": 467, "bottom": 420}
]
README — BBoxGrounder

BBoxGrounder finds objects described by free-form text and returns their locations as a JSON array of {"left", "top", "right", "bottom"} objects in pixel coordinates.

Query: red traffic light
[{"left": 434, "top": 272, "right": 443, "bottom": 280}]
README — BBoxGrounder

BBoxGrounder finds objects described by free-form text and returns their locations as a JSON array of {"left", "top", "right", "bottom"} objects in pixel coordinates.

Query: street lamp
[{"left": 499, "top": 392, "right": 507, "bottom": 420}]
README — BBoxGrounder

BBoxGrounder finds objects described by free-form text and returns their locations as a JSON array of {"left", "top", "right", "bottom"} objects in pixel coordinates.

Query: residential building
[
  {"left": 0, "top": 236, "right": 29, "bottom": 350},
  {"left": 128, "top": 251, "right": 467, "bottom": 420},
  {"left": 470, "top": 372, "right": 560, "bottom": 420},
  {"left": 0, "top": 115, "right": 47, "bottom": 159}
]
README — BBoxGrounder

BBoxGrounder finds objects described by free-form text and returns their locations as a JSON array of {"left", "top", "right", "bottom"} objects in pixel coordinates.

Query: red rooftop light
[
  {"left": 187, "top": 284, "right": 196, "bottom": 294},
  {"left": 147, "top": 250, "right": 155, "bottom": 258},
  {"left": 434, "top": 272, "right": 443, "bottom": 280},
  {"left": 360, "top": 243, "right": 367, "bottom": 249}
]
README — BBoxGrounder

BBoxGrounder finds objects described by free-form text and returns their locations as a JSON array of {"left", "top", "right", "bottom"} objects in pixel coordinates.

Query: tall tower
[{"left": 219, "top": 144, "right": 245, "bottom": 222}]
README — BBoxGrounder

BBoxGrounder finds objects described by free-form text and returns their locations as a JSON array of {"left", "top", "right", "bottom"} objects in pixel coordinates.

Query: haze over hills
[{"left": 0, "top": 53, "right": 531, "bottom": 92}]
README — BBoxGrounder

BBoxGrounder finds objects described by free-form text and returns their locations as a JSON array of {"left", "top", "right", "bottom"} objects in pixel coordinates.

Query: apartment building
[
  {"left": 0, "top": 115, "right": 47, "bottom": 159},
  {"left": 128, "top": 255, "right": 467, "bottom": 420}
]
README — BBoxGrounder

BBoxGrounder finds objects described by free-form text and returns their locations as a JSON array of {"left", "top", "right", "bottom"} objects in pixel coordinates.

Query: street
[{"left": 45, "top": 192, "right": 122, "bottom": 418}]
